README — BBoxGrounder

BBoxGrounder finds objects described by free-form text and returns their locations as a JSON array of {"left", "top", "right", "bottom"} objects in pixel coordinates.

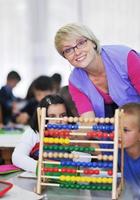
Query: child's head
[
  {"left": 7, "top": 71, "right": 21, "bottom": 88},
  {"left": 30, "top": 94, "right": 73, "bottom": 132},
  {"left": 120, "top": 103, "right": 140, "bottom": 150},
  {"left": 33, "top": 75, "right": 53, "bottom": 102}
]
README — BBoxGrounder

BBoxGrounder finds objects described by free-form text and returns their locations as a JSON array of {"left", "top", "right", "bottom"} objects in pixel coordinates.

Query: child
[
  {"left": 15, "top": 75, "right": 53, "bottom": 125},
  {"left": 0, "top": 71, "right": 21, "bottom": 125},
  {"left": 12, "top": 95, "right": 73, "bottom": 173},
  {"left": 119, "top": 103, "right": 140, "bottom": 196}
]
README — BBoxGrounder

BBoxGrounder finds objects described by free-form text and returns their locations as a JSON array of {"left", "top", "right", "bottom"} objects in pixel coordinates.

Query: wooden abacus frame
[{"left": 36, "top": 108, "right": 124, "bottom": 200}]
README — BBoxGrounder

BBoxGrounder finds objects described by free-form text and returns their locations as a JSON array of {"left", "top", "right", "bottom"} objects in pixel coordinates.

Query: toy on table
[
  {"left": 0, "top": 180, "right": 13, "bottom": 197},
  {"left": 36, "top": 108, "right": 124, "bottom": 200}
]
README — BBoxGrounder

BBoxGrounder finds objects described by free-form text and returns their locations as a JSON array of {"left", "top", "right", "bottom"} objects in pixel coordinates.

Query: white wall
[{"left": 0, "top": 0, "right": 140, "bottom": 97}]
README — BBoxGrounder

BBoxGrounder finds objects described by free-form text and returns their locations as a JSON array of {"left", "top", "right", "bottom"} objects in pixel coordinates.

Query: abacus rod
[
  {"left": 70, "top": 140, "right": 114, "bottom": 144},
  {"left": 41, "top": 182, "right": 59, "bottom": 187}
]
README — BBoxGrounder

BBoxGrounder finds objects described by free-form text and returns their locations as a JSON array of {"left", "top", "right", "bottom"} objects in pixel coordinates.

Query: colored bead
[
  {"left": 94, "top": 118, "right": 99, "bottom": 123},
  {"left": 107, "top": 170, "right": 113, "bottom": 176},
  {"left": 63, "top": 153, "right": 69, "bottom": 158},
  {"left": 79, "top": 117, "right": 84, "bottom": 122},
  {"left": 68, "top": 117, "right": 74, "bottom": 123},
  {"left": 58, "top": 152, "right": 63, "bottom": 158},
  {"left": 63, "top": 116, "right": 68, "bottom": 123},
  {"left": 98, "top": 154, "right": 103, "bottom": 160},
  {"left": 73, "top": 117, "right": 78, "bottom": 123},
  {"left": 110, "top": 118, "right": 114, "bottom": 124}
]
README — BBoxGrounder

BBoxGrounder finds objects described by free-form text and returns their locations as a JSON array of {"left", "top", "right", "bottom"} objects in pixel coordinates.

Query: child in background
[
  {"left": 12, "top": 95, "right": 73, "bottom": 173},
  {"left": 0, "top": 71, "right": 21, "bottom": 125},
  {"left": 119, "top": 103, "right": 140, "bottom": 197},
  {"left": 15, "top": 75, "right": 53, "bottom": 125}
]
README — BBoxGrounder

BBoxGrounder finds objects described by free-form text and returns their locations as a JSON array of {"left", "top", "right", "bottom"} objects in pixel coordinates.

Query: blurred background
[{"left": 0, "top": 0, "right": 140, "bottom": 98}]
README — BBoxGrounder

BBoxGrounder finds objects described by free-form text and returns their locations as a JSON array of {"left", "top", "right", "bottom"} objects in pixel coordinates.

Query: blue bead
[
  {"left": 92, "top": 125, "right": 98, "bottom": 131},
  {"left": 92, "top": 162, "right": 97, "bottom": 167},
  {"left": 67, "top": 124, "right": 72, "bottom": 130},
  {"left": 81, "top": 162, "right": 87, "bottom": 167},
  {"left": 98, "top": 162, "right": 103, "bottom": 168},
  {"left": 87, "top": 162, "right": 92, "bottom": 167},
  {"left": 62, "top": 124, "right": 67, "bottom": 129},
  {"left": 61, "top": 161, "right": 65, "bottom": 166},
  {"left": 74, "top": 124, "right": 79, "bottom": 130},
  {"left": 76, "top": 162, "right": 81, "bottom": 167},
  {"left": 108, "top": 162, "right": 113, "bottom": 168},
  {"left": 47, "top": 124, "right": 52, "bottom": 129}
]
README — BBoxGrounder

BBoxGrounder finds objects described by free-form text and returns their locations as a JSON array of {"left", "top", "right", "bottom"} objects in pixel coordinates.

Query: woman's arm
[{"left": 127, "top": 51, "right": 140, "bottom": 94}]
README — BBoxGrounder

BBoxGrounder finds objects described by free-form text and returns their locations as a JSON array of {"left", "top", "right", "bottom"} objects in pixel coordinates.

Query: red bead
[
  {"left": 61, "top": 168, "right": 67, "bottom": 173},
  {"left": 110, "top": 133, "right": 114, "bottom": 140},
  {"left": 95, "top": 169, "right": 99, "bottom": 175},
  {"left": 103, "top": 133, "right": 108, "bottom": 139},
  {"left": 97, "top": 132, "right": 102, "bottom": 139},
  {"left": 87, "top": 132, "right": 92, "bottom": 138},
  {"left": 107, "top": 170, "right": 113, "bottom": 176},
  {"left": 92, "top": 132, "right": 97, "bottom": 138},
  {"left": 83, "top": 169, "right": 89, "bottom": 174},
  {"left": 53, "top": 168, "right": 59, "bottom": 172}
]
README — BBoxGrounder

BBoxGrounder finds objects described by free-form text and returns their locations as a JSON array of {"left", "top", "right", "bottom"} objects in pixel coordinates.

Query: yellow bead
[
  {"left": 76, "top": 177, "right": 81, "bottom": 182},
  {"left": 96, "top": 177, "right": 102, "bottom": 183},
  {"left": 65, "top": 176, "right": 71, "bottom": 181},
  {"left": 49, "top": 138, "right": 54, "bottom": 143},
  {"left": 91, "top": 177, "right": 96, "bottom": 183},
  {"left": 71, "top": 176, "right": 76, "bottom": 182},
  {"left": 44, "top": 138, "right": 49, "bottom": 143},
  {"left": 60, "top": 175, "right": 65, "bottom": 181},
  {"left": 108, "top": 178, "right": 113, "bottom": 184},
  {"left": 65, "top": 138, "right": 70, "bottom": 144},
  {"left": 54, "top": 138, "right": 59, "bottom": 143}
]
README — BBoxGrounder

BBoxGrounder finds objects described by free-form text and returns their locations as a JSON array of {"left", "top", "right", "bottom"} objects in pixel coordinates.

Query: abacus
[{"left": 36, "top": 109, "right": 124, "bottom": 200}]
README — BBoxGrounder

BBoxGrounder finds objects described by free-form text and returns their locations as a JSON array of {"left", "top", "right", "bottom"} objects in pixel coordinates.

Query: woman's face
[
  {"left": 62, "top": 37, "right": 97, "bottom": 69},
  {"left": 123, "top": 113, "right": 140, "bottom": 149},
  {"left": 47, "top": 103, "right": 67, "bottom": 124}
]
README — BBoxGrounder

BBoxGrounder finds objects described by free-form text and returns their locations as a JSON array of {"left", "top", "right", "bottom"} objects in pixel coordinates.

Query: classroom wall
[{"left": 0, "top": 0, "right": 140, "bottom": 97}]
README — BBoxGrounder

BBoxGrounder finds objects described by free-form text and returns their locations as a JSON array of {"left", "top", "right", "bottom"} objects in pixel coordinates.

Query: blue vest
[{"left": 69, "top": 45, "right": 140, "bottom": 117}]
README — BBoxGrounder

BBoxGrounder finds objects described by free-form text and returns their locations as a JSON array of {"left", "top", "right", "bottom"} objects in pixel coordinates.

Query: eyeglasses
[{"left": 62, "top": 39, "right": 87, "bottom": 58}]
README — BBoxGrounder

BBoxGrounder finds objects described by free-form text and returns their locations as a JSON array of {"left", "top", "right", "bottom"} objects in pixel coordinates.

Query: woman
[{"left": 55, "top": 23, "right": 140, "bottom": 118}]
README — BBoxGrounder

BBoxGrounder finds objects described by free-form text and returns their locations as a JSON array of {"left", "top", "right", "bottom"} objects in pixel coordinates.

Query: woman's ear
[{"left": 93, "top": 42, "right": 97, "bottom": 50}]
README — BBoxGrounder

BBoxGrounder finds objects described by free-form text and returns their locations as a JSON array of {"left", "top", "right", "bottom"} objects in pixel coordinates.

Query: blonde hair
[
  {"left": 120, "top": 103, "right": 140, "bottom": 130},
  {"left": 55, "top": 23, "right": 101, "bottom": 56}
]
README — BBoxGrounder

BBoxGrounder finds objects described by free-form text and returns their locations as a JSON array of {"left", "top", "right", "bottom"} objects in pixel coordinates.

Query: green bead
[
  {"left": 86, "top": 185, "right": 91, "bottom": 190},
  {"left": 74, "top": 146, "right": 79, "bottom": 151},
  {"left": 59, "top": 146, "right": 64, "bottom": 150},
  {"left": 79, "top": 147, "right": 84, "bottom": 151},
  {"left": 97, "top": 185, "right": 102, "bottom": 190},
  {"left": 85, "top": 147, "right": 89, "bottom": 152},
  {"left": 69, "top": 146, "right": 74, "bottom": 151},
  {"left": 66, "top": 184, "right": 70, "bottom": 188},
  {"left": 102, "top": 185, "right": 107, "bottom": 190},
  {"left": 81, "top": 185, "right": 86, "bottom": 189},
  {"left": 90, "top": 147, "right": 95, "bottom": 152},
  {"left": 60, "top": 183, "right": 64, "bottom": 188},
  {"left": 70, "top": 184, "right": 75, "bottom": 189},
  {"left": 75, "top": 184, "right": 80, "bottom": 189},
  {"left": 107, "top": 186, "right": 112, "bottom": 191},
  {"left": 91, "top": 185, "right": 96, "bottom": 190},
  {"left": 64, "top": 146, "right": 69, "bottom": 151}
]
